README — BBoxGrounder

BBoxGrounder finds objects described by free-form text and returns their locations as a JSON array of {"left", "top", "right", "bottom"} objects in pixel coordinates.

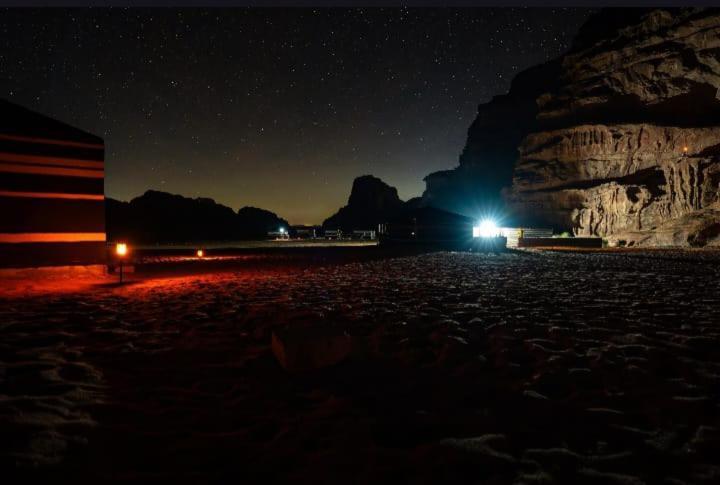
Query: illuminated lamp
[
  {"left": 197, "top": 249, "right": 204, "bottom": 258},
  {"left": 116, "top": 242, "right": 128, "bottom": 256},
  {"left": 473, "top": 219, "right": 499, "bottom": 238},
  {"left": 115, "top": 242, "right": 129, "bottom": 283}
]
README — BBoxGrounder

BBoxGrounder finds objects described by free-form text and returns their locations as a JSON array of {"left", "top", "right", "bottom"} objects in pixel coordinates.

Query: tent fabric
[{"left": 0, "top": 99, "right": 105, "bottom": 267}]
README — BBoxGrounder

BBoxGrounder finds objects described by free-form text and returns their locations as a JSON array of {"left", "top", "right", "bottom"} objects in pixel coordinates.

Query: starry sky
[{"left": 1, "top": 8, "right": 592, "bottom": 224}]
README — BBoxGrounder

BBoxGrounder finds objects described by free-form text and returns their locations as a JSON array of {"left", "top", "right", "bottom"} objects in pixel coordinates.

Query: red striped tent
[{"left": 0, "top": 99, "right": 105, "bottom": 268}]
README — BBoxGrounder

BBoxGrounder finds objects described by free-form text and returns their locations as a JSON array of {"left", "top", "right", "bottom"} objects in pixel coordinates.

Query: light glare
[
  {"left": 116, "top": 242, "right": 128, "bottom": 256},
  {"left": 474, "top": 219, "right": 499, "bottom": 238}
]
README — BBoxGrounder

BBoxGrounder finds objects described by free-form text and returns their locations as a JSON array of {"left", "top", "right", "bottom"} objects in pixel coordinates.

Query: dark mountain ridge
[{"left": 106, "top": 190, "right": 289, "bottom": 244}]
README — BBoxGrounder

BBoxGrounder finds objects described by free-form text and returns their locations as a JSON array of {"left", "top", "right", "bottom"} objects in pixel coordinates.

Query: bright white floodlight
[
  {"left": 474, "top": 219, "right": 499, "bottom": 238},
  {"left": 279, "top": 227, "right": 285, "bottom": 233}
]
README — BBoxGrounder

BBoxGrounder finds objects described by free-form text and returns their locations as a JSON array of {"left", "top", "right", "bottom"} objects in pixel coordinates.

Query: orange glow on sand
[{"left": 116, "top": 243, "right": 128, "bottom": 257}]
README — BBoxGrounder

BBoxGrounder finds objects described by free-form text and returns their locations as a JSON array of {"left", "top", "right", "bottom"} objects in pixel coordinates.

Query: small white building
[
  {"left": 499, "top": 227, "right": 553, "bottom": 248},
  {"left": 291, "top": 226, "right": 318, "bottom": 239},
  {"left": 324, "top": 229, "right": 342, "bottom": 240},
  {"left": 352, "top": 229, "right": 376, "bottom": 240}
]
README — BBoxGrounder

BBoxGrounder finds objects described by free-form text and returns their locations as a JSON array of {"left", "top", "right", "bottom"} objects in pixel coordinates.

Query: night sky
[{"left": 1, "top": 8, "right": 592, "bottom": 224}]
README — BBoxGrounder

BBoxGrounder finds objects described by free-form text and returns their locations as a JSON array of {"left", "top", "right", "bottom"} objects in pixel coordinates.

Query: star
[{"left": 0, "top": 7, "right": 593, "bottom": 224}]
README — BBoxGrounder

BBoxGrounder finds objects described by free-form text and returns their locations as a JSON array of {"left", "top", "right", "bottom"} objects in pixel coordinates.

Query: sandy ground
[{"left": 2, "top": 248, "right": 720, "bottom": 484}]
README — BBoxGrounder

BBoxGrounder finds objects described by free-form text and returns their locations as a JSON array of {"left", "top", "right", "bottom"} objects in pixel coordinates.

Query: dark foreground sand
[{"left": 2, "top": 249, "right": 720, "bottom": 484}]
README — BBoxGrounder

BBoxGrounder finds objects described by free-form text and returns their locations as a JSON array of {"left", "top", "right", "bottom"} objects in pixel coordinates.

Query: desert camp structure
[
  {"left": 352, "top": 229, "right": 376, "bottom": 240},
  {"left": 291, "top": 225, "right": 318, "bottom": 239},
  {"left": 0, "top": 99, "right": 105, "bottom": 267},
  {"left": 378, "top": 206, "right": 475, "bottom": 247}
]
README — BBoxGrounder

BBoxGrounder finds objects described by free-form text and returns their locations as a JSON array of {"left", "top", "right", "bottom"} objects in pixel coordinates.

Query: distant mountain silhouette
[
  {"left": 106, "top": 190, "right": 289, "bottom": 243},
  {"left": 323, "top": 175, "right": 406, "bottom": 232}
]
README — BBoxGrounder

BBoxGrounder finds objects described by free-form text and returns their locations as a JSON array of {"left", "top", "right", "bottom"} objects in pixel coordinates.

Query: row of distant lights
[
  {"left": 114, "top": 226, "right": 290, "bottom": 260},
  {"left": 116, "top": 222, "right": 509, "bottom": 256},
  {"left": 115, "top": 242, "right": 204, "bottom": 259}
]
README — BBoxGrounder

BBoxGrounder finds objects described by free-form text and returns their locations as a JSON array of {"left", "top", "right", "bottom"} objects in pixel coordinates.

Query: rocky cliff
[
  {"left": 323, "top": 175, "right": 405, "bottom": 231},
  {"left": 508, "top": 8, "right": 720, "bottom": 246},
  {"left": 422, "top": 59, "right": 561, "bottom": 216},
  {"left": 425, "top": 7, "right": 720, "bottom": 246}
]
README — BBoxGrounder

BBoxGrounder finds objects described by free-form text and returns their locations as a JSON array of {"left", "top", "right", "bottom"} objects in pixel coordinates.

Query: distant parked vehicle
[{"left": 267, "top": 228, "right": 289, "bottom": 240}]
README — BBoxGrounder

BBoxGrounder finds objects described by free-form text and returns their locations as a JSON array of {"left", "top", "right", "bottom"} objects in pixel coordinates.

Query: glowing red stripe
[
  {"left": 0, "top": 152, "right": 103, "bottom": 169},
  {"left": 0, "top": 133, "right": 104, "bottom": 150},
  {"left": 0, "top": 163, "right": 104, "bottom": 178},
  {"left": 0, "top": 190, "right": 104, "bottom": 200},
  {"left": 0, "top": 233, "right": 107, "bottom": 243}
]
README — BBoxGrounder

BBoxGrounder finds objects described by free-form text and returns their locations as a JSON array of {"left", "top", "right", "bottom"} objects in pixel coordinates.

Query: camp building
[{"left": 0, "top": 99, "right": 105, "bottom": 267}]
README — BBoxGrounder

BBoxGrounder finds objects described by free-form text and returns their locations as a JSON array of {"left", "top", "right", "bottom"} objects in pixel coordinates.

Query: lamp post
[{"left": 115, "top": 242, "right": 128, "bottom": 283}]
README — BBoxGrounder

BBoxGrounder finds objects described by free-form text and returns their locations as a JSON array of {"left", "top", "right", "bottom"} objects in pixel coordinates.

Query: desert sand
[{"left": 2, "top": 248, "right": 720, "bottom": 484}]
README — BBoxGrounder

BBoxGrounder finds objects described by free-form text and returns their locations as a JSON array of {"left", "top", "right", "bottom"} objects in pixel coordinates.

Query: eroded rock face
[
  {"left": 538, "top": 9, "right": 720, "bottom": 126},
  {"left": 508, "top": 8, "right": 720, "bottom": 246}
]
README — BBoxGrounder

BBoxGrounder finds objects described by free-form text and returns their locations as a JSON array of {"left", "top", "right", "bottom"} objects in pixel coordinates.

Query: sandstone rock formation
[
  {"left": 424, "top": 7, "right": 720, "bottom": 247},
  {"left": 508, "top": 8, "right": 720, "bottom": 246},
  {"left": 510, "top": 124, "right": 720, "bottom": 245},
  {"left": 323, "top": 175, "right": 405, "bottom": 231},
  {"left": 422, "top": 60, "right": 561, "bottom": 216}
]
